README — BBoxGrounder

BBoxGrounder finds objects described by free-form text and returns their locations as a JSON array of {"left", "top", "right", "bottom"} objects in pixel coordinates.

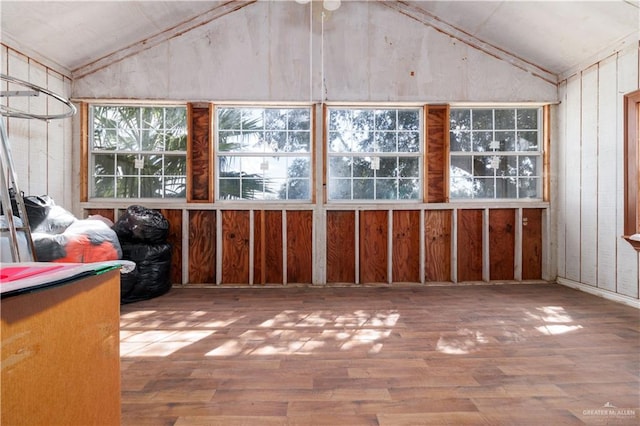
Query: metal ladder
[{"left": 0, "top": 116, "right": 36, "bottom": 262}]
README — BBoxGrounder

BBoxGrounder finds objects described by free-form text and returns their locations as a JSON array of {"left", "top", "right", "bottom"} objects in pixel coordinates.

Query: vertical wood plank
[
  {"left": 457, "top": 209, "right": 483, "bottom": 282},
  {"left": 522, "top": 208, "right": 543, "bottom": 280},
  {"left": 188, "top": 210, "right": 216, "bottom": 284},
  {"left": 187, "top": 104, "right": 212, "bottom": 202},
  {"left": 564, "top": 75, "right": 582, "bottom": 282},
  {"left": 161, "top": 209, "right": 183, "bottom": 285},
  {"left": 254, "top": 210, "right": 283, "bottom": 284},
  {"left": 326, "top": 211, "right": 356, "bottom": 283},
  {"left": 580, "top": 65, "right": 599, "bottom": 286},
  {"left": 425, "top": 210, "right": 451, "bottom": 282},
  {"left": 597, "top": 56, "right": 618, "bottom": 291},
  {"left": 359, "top": 210, "right": 388, "bottom": 284},
  {"left": 28, "top": 63, "right": 47, "bottom": 195},
  {"left": 489, "top": 209, "right": 515, "bottom": 281},
  {"left": 392, "top": 210, "right": 420, "bottom": 282},
  {"left": 221, "top": 210, "right": 250, "bottom": 284},
  {"left": 616, "top": 45, "right": 640, "bottom": 298},
  {"left": 425, "top": 105, "right": 449, "bottom": 203},
  {"left": 286, "top": 210, "right": 313, "bottom": 284}
]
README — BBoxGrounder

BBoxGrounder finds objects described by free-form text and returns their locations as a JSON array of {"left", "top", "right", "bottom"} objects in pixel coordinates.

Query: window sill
[{"left": 622, "top": 235, "right": 640, "bottom": 252}]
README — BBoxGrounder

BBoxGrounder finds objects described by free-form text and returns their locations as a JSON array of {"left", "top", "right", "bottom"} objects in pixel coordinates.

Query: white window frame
[
  {"left": 88, "top": 104, "right": 188, "bottom": 200},
  {"left": 214, "top": 105, "right": 314, "bottom": 202},
  {"left": 326, "top": 106, "right": 424, "bottom": 202},
  {"left": 449, "top": 106, "right": 543, "bottom": 200}
]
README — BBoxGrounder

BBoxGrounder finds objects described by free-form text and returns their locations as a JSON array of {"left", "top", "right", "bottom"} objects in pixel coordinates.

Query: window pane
[
  {"left": 164, "top": 176, "right": 186, "bottom": 198},
  {"left": 472, "top": 131, "right": 493, "bottom": 152},
  {"left": 375, "top": 110, "right": 396, "bottom": 130},
  {"left": 472, "top": 109, "right": 493, "bottom": 130},
  {"left": 376, "top": 179, "right": 397, "bottom": 199},
  {"left": 398, "top": 157, "right": 420, "bottom": 177},
  {"left": 116, "top": 154, "right": 138, "bottom": 176},
  {"left": 116, "top": 177, "right": 138, "bottom": 198},
  {"left": 94, "top": 129, "right": 117, "bottom": 150},
  {"left": 496, "top": 177, "right": 518, "bottom": 198},
  {"left": 285, "top": 131, "right": 310, "bottom": 153},
  {"left": 399, "top": 178, "right": 420, "bottom": 199},
  {"left": 517, "top": 109, "right": 538, "bottom": 129},
  {"left": 450, "top": 131, "right": 471, "bottom": 152},
  {"left": 450, "top": 109, "right": 470, "bottom": 130},
  {"left": 353, "top": 179, "right": 374, "bottom": 199},
  {"left": 496, "top": 155, "right": 517, "bottom": 177},
  {"left": 141, "top": 154, "right": 163, "bottom": 176},
  {"left": 286, "top": 157, "right": 310, "bottom": 179},
  {"left": 398, "top": 110, "right": 419, "bottom": 130},
  {"left": 519, "top": 177, "right": 540, "bottom": 198},
  {"left": 375, "top": 132, "right": 396, "bottom": 152},
  {"left": 474, "top": 156, "right": 495, "bottom": 177},
  {"left": 517, "top": 131, "right": 538, "bottom": 151},
  {"left": 140, "top": 177, "right": 162, "bottom": 198},
  {"left": 398, "top": 132, "right": 420, "bottom": 152},
  {"left": 378, "top": 157, "right": 397, "bottom": 178},
  {"left": 518, "top": 156, "right": 539, "bottom": 176},
  {"left": 494, "top": 109, "right": 515, "bottom": 129},
  {"left": 164, "top": 155, "right": 186, "bottom": 176},
  {"left": 329, "top": 157, "right": 351, "bottom": 178},
  {"left": 329, "top": 178, "right": 351, "bottom": 200},
  {"left": 474, "top": 177, "right": 495, "bottom": 198},
  {"left": 94, "top": 177, "right": 115, "bottom": 198},
  {"left": 94, "top": 154, "right": 115, "bottom": 175}
]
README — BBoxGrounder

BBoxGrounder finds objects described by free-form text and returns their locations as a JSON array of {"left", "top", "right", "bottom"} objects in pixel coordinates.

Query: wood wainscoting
[{"left": 86, "top": 204, "right": 548, "bottom": 286}]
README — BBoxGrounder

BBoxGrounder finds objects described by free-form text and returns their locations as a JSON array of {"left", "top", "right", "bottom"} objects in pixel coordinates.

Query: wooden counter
[{"left": 1, "top": 268, "right": 121, "bottom": 425}]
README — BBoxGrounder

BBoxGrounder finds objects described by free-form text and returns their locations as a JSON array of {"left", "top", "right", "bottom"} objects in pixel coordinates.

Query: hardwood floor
[{"left": 120, "top": 284, "right": 639, "bottom": 425}]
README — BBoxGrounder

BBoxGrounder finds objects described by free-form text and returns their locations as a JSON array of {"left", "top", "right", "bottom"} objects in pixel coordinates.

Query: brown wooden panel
[
  {"left": 84, "top": 208, "right": 115, "bottom": 222},
  {"left": 286, "top": 210, "right": 313, "bottom": 283},
  {"left": 425, "top": 105, "right": 449, "bottom": 203},
  {"left": 161, "top": 209, "right": 183, "bottom": 285},
  {"left": 457, "top": 209, "right": 483, "bottom": 282},
  {"left": 392, "top": 210, "right": 420, "bottom": 283},
  {"left": 522, "top": 208, "right": 543, "bottom": 280},
  {"left": 359, "top": 210, "right": 388, "bottom": 284},
  {"left": 489, "top": 209, "right": 515, "bottom": 281},
  {"left": 187, "top": 104, "right": 212, "bottom": 202},
  {"left": 188, "top": 210, "right": 215, "bottom": 284},
  {"left": 254, "top": 210, "right": 283, "bottom": 284},
  {"left": 425, "top": 210, "right": 452, "bottom": 282},
  {"left": 326, "top": 211, "right": 356, "bottom": 283},
  {"left": 222, "top": 210, "right": 250, "bottom": 284}
]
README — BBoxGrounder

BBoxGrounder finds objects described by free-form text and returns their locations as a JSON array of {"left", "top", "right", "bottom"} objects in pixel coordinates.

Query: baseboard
[{"left": 557, "top": 278, "right": 640, "bottom": 309}]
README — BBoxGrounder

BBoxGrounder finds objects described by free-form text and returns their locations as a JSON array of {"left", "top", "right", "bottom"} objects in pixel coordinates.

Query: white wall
[
  {"left": 555, "top": 43, "right": 640, "bottom": 304},
  {"left": 0, "top": 44, "right": 74, "bottom": 211},
  {"left": 72, "top": 1, "right": 556, "bottom": 103}
]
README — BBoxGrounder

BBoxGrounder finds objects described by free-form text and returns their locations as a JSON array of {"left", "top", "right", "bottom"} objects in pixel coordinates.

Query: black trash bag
[
  {"left": 120, "top": 242, "right": 172, "bottom": 304},
  {"left": 120, "top": 265, "right": 140, "bottom": 303},
  {"left": 113, "top": 205, "right": 169, "bottom": 244},
  {"left": 23, "top": 195, "right": 55, "bottom": 230}
]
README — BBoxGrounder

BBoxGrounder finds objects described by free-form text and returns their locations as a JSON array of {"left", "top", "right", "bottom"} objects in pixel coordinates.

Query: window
[
  {"left": 216, "top": 106, "right": 312, "bottom": 201},
  {"left": 449, "top": 107, "right": 542, "bottom": 199},
  {"left": 327, "top": 107, "right": 422, "bottom": 201},
  {"left": 90, "top": 105, "right": 187, "bottom": 198}
]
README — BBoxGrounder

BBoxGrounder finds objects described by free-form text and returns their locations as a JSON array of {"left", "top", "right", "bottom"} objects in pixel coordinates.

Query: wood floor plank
[{"left": 120, "top": 284, "right": 640, "bottom": 425}]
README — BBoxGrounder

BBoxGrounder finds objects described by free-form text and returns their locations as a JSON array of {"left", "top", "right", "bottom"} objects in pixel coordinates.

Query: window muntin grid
[
  {"left": 215, "top": 107, "right": 312, "bottom": 201},
  {"left": 327, "top": 107, "right": 423, "bottom": 201},
  {"left": 449, "top": 107, "right": 542, "bottom": 199},
  {"left": 90, "top": 105, "right": 187, "bottom": 199}
]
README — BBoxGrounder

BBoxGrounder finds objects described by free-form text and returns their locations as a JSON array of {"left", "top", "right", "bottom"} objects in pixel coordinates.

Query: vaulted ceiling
[{"left": 1, "top": 0, "right": 638, "bottom": 82}]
